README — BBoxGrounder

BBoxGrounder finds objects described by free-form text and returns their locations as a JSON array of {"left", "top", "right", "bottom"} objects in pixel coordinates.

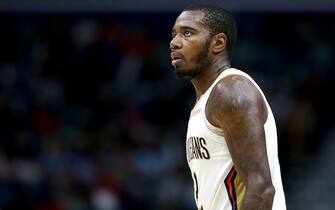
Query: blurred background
[{"left": 0, "top": 0, "right": 335, "bottom": 210}]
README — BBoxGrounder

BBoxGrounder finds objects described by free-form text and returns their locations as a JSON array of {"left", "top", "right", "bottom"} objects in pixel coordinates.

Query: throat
[{"left": 192, "top": 65, "right": 230, "bottom": 100}]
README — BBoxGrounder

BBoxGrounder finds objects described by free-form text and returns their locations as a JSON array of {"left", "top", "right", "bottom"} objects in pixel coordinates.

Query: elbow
[
  {"left": 248, "top": 178, "right": 276, "bottom": 203},
  {"left": 262, "top": 182, "right": 275, "bottom": 201},
  {"left": 242, "top": 179, "right": 276, "bottom": 209}
]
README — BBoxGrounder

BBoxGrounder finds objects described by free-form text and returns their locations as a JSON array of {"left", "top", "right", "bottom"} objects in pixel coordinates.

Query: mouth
[
  {"left": 171, "top": 52, "right": 183, "bottom": 64},
  {"left": 171, "top": 59, "right": 182, "bottom": 66}
]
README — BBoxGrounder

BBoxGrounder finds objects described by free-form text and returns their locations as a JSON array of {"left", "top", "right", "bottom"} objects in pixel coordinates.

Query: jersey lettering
[{"left": 187, "top": 137, "right": 210, "bottom": 162}]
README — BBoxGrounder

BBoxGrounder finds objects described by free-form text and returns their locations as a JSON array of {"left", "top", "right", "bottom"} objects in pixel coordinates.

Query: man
[{"left": 170, "top": 5, "right": 286, "bottom": 210}]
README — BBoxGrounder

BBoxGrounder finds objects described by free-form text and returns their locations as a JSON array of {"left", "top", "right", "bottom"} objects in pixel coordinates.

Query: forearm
[{"left": 240, "top": 184, "right": 275, "bottom": 210}]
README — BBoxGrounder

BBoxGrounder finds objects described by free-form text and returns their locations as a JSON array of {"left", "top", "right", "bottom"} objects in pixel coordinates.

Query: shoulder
[{"left": 205, "top": 74, "right": 267, "bottom": 127}]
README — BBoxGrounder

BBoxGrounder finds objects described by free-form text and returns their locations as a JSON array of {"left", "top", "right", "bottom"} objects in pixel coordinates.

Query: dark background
[{"left": 0, "top": 1, "right": 335, "bottom": 210}]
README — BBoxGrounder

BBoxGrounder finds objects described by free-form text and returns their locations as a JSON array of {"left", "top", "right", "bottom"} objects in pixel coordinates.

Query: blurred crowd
[{"left": 0, "top": 12, "right": 334, "bottom": 210}]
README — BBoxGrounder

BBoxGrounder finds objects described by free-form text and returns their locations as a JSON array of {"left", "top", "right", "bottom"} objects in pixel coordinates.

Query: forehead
[{"left": 173, "top": 10, "right": 207, "bottom": 30}]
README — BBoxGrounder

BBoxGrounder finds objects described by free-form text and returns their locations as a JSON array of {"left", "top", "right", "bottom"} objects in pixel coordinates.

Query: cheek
[
  {"left": 186, "top": 40, "right": 206, "bottom": 57},
  {"left": 184, "top": 47, "right": 200, "bottom": 62},
  {"left": 183, "top": 38, "right": 208, "bottom": 64}
]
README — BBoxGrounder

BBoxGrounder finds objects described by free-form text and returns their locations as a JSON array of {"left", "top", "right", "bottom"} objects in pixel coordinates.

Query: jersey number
[
  {"left": 193, "top": 173, "right": 203, "bottom": 210},
  {"left": 193, "top": 172, "right": 199, "bottom": 200}
]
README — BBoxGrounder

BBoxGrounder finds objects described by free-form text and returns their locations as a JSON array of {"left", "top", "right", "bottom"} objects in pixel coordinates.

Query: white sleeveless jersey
[{"left": 186, "top": 68, "right": 286, "bottom": 210}]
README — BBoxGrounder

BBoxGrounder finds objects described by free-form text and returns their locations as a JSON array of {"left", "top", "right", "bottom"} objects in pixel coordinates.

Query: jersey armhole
[{"left": 202, "top": 112, "right": 227, "bottom": 144}]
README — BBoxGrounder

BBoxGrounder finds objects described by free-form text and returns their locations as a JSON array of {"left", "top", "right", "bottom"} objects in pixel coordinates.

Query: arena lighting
[{"left": 0, "top": 0, "right": 335, "bottom": 12}]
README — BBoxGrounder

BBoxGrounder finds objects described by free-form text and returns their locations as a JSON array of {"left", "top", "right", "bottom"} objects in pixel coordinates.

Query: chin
[{"left": 173, "top": 66, "right": 197, "bottom": 79}]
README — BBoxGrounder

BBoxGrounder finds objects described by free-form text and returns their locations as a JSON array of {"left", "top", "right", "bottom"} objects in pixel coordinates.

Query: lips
[{"left": 170, "top": 51, "right": 183, "bottom": 61}]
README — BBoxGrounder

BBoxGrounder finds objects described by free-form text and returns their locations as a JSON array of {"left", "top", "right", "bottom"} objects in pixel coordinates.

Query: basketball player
[{"left": 170, "top": 5, "right": 286, "bottom": 210}]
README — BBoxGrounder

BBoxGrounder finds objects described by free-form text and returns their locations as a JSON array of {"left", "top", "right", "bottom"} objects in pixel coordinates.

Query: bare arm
[{"left": 206, "top": 75, "right": 275, "bottom": 210}]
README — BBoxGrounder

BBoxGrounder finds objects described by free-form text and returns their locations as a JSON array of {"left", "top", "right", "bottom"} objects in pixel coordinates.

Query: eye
[{"left": 184, "top": 31, "right": 193, "bottom": 37}]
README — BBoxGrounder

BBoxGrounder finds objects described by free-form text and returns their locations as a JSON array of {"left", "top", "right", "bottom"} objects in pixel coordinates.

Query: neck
[{"left": 191, "top": 59, "right": 231, "bottom": 100}]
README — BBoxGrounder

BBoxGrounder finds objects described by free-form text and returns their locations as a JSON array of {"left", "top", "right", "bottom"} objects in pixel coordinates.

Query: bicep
[
  {"left": 206, "top": 75, "right": 271, "bottom": 186},
  {"left": 222, "top": 107, "right": 269, "bottom": 185}
]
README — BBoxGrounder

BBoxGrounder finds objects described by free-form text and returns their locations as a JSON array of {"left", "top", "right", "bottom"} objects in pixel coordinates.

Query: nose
[{"left": 170, "top": 36, "right": 182, "bottom": 50}]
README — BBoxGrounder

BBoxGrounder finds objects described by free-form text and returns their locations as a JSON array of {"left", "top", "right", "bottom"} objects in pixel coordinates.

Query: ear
[{"left": 211, "top": 33, "right": 227, "bottom": 54}]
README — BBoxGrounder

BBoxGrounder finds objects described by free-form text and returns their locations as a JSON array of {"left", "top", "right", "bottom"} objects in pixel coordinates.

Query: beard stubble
[{"left": 173, "top": 39, "right": 211, "bottom": 80}]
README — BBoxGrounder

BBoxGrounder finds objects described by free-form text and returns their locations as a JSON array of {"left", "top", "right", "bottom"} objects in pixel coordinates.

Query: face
[{"left": 170, "top": 10, "right": 212, "bottom": 79}]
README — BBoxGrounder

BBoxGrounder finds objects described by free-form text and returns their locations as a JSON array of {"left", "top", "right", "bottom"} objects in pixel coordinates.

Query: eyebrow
[
  {"left": 180, "top": 26, "right": 197, "bottom": 31},
  {"left": 172, "top": 26, "right": 197, "bottom": 33}
]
